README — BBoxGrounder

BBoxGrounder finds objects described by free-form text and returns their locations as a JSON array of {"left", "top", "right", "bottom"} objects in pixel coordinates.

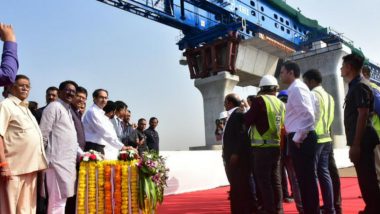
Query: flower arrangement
[
  {"left": 77, "top": 149, "right": 168, "bottom": 214},
  {"left": 138, "top": 150, "right": 169, "bottom": 213},
  {"left": 81, "top": 150, "right": 103, "bottom": 162},
  {"left": 118, "top": 146, "right": 140, "bottom": 161}
]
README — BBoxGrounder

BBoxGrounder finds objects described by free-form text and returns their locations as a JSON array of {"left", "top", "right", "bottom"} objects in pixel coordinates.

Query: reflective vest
[
  {"left": 250, "top": 95, "right": 285, "bottom": 147},
  {"left": 372, "top": 114, "right": 380, "bottom": 137},
  {"left": 313, "top": 87, "right": 334, "bottom": 143},
  {"left": 369, "top": 82, "right": 380, "bottom": 137}
]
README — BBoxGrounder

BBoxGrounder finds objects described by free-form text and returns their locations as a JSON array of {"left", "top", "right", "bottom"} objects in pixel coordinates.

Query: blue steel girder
[
  {"left": 177, "top": 21, "right": 244, "bottom": 49},
  {"left": 368, "top": 62, "right": 380, "bottom": 84},
  {"left": 97, "top": 0, "right": 222, "bottom": 33},
  {"left": 96, "top": 0, "right": 319, "bottom": 50},
  {"left": 182, "top": 0, "right": 314, "bottom": 47}
]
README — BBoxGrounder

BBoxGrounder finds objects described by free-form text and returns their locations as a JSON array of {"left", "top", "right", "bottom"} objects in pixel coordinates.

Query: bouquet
[
  {"left": 138, "top": 150, "right": 169, "bottom": 212},
  {"left": 118, "top": 146, "right": 140, "bottom": 161},
  {"left": 80, "top": 150, "right": 103, "bottom": 162}
]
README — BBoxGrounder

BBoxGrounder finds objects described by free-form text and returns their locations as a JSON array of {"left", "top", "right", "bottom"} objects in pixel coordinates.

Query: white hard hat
[
  {"left": 259, "top": 75, "right": 278, "bottom": 87},
  {"left": 219, "top": 111, "right": 227, "bottom": 119}
]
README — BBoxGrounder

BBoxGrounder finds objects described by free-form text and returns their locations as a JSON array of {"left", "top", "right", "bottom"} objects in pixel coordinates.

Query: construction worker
[
  {"left": 362, "top": 66, "right": 380, "bottom": 189},
  {"left": 303, "top": 69, "right": 340, "bottom": 214},
  {"left": 244, "top": 74, "right": 285, "bottom": 214}
]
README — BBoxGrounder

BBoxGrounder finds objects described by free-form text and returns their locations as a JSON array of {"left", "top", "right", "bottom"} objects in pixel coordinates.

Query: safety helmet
[
  {"left": 259, "top": 75, "right": 278, "bottom": 87},
  {"left": 277, "top": 90, "right": 288, "bottom": 98},
  {"left": 219, "top": 111, "right": 228, "bottom": 119}
]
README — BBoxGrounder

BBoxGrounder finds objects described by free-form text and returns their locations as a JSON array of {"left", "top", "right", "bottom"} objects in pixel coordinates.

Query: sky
[{"left": 1, "top": 0, "right": 379, "bottom": 150}]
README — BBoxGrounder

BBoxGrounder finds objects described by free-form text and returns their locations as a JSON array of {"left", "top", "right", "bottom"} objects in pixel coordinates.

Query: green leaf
[
  {"left": 144, "top": 177, "right": 151, "bottom": 201},
  {"left": 149, "top": 181, "right": 157, "bottom": 210}
]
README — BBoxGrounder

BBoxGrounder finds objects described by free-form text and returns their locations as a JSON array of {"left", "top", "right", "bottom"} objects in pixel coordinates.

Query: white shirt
[
  {"left": 285, "top": 79, "right": 315, "bottom": 143},
  {"left": 83, "top": 104, "right": 124, "bottom": 152},
  {"left": 225, "top": 107, "right": 238, "bottom": 127}
]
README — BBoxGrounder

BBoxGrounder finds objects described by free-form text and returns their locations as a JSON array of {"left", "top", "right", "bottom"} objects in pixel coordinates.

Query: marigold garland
[
  {"left": 130, "top": 163, "right": 139, "bottom": 214},
  {"left": 77, "top": 153, "right": 165, "bottom": 214},
  {"left": 121, "top": 162, "right": 129, "bottom": 214},
  {"left": 104, "top": 163, "right": 113, "bottom": 214},
  {"left": 114, "top": 163, "right": 122, "bottom": 214},
  {"left": 77, "top": 162, "right": 87, "bottom": 214},
  {"left": 97, "top": 161, "right": 105, "bottom": 214},
  {"left": 88, "top": 162, "right": 97, "bottom": 214}
]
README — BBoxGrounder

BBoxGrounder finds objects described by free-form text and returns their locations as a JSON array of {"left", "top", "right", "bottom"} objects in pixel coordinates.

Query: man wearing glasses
[
  {"left": 40, "top": 80, "right": 81, "bottom": 214},
  {"left": 82, "top": 89, "right": 126, "bottom": 159},
  {"left": 0, "top": 75, "right": 47, "bottom": 213}
]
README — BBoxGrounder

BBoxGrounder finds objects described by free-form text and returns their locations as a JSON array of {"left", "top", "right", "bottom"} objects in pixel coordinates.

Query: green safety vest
[
  {"left": 250, "top": 95, "right": 285, "bottom": 147},
  {"left": 369, "top": 83, "right": 380, "bottom": 137},
  {"left": 313, "top": 87, "right": 334, "bottom": 143},
  {"left": 372, "top": 114, "right": 380, "bottom": 137}
]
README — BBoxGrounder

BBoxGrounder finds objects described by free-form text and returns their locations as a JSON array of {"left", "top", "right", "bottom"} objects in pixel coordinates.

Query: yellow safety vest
[
  {"left": 369, "top": 82, "right": 380, "bottom": 137},
  {"left": 372, "top": 114, "right": 380, "bottom": 137},
  {"left": 250, "top": 95, "right": 285, "bottom": 147},
  {"left": 313, "top": 87, "right": 334, "bottom": 143}
]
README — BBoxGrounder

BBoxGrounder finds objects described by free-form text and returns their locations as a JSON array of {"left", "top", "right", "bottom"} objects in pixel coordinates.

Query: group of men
[
  {"left": 222, "top": 55, "right": 380, "bottom": 214},
  {"left": 0, "top": 23, "right": 160, "bottom": 214}
]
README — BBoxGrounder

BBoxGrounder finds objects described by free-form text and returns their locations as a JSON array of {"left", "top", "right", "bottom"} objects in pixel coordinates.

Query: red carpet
[{"left": 157, "top": 177, "right": 364, "bottom": 214}]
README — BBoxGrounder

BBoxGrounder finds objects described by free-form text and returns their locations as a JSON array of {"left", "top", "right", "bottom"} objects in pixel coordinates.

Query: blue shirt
[{"left": 1, "top": 42, "right": 18, "bottom": 86}]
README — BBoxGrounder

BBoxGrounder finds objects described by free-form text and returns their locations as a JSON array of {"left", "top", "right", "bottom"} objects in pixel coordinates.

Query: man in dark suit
[{"left": 222, "top": 93, "right": 252, "bottom": 214}]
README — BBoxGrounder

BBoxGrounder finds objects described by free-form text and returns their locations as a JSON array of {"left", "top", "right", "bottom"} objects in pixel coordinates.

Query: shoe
[{"left": 283, "top": 197, "right": 294, "bottom": 203}]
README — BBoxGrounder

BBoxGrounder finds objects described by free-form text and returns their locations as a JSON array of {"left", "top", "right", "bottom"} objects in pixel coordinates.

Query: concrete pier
[{"left": 190, "top": 72, "right": 239, "bottom": 150}]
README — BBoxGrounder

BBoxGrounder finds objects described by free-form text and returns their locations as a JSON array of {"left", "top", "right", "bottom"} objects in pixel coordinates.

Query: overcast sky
[{"left": 1, "top": 0, "right": 379, "bottom": 150}]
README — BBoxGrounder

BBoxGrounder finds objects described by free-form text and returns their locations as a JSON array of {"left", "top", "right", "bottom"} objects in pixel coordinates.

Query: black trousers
[
  {"left": 328, "top": 147, "right": 342, "bottom": 214},
  {"left": 288, "top": 131, "right": 320, "bottom": 214},
  {"left": 84, "top": 142, "right": 105, "bottom": 154},
  {"left": 352, "top": 137, "right": 380, "bottom": 214},
  {"left": 252, "top": 147, "right": 283, "bottom": 214},
  {"left": 224, "top": 155, "right": 252, "bottom": 214}
]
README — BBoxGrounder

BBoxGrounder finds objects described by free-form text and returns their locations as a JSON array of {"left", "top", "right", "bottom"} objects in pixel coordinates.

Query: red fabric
[{"left": 157, "top": 177, "right": 364, "bottom": 214}]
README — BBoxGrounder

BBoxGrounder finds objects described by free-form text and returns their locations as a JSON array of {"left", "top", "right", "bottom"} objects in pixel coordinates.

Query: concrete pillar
[
  {"left": 288, "top": 42, "right": 351, "bottom": 148},
  {"left": 190, "top": 72, "right": 239, "bottom": 150}
]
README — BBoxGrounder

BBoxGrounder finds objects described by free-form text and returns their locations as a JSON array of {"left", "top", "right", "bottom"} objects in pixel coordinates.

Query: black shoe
[{"left": 283, "top": 197, "right": 294, "bottom": 203}]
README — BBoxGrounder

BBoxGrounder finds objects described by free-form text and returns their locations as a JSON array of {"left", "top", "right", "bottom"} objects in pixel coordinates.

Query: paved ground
[{"left": 339, "top": 166, "right": 356, "bottom": 177}]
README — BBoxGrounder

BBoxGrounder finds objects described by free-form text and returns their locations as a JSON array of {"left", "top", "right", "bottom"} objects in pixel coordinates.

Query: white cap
[
  {"left": 259, "top": 75, "right": 278, "bottom": 87},
  {"left": 219, "top": 111, "right": 228, "bottom": 119}
]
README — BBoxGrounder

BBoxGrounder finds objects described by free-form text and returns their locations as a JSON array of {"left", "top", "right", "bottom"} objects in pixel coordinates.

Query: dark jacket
[{"left": 222, "top": 108, "right": 251, "bottom": 162}]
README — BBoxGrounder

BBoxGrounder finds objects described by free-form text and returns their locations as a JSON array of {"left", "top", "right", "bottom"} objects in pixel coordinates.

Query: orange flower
[
  {"left": 104, "top": 164, "right": 113, "bottom": 214},
  {"left": 114, "top": 163, "right": 122, "bottom": 213}
]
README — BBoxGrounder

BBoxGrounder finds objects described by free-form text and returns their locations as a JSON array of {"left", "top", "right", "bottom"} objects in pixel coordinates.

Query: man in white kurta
[
  {"left": 83, "top": 89, "right": 125, "bottom": 160},
  {"left": 40, "top": 81, "right": 79, "bottom": 214}
]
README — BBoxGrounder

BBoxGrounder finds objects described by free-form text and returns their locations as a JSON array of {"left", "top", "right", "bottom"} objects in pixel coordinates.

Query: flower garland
[
  {"left": 88, "top": 162, "right": 97, "bottom": 214},
  {"left": 121, "top": 162, "right": 129, "bottom": 214},
  {"left": 97, "top": 161, "right": 105, "bottom": 214},
  {"left": 77, "top": 162, "right": 87, "bottom": 214},
  {"left": 130, "top": 162, "right": 140, "bottom": 214},
  {"left": 114, "top": 163, "right": 122, "bottom": 214},
  {"left": 77, "top": 149, "right": 167, "bottom": 214},
  {"left": 104, "top": 163, "right": 113, "bottom": 214}
]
